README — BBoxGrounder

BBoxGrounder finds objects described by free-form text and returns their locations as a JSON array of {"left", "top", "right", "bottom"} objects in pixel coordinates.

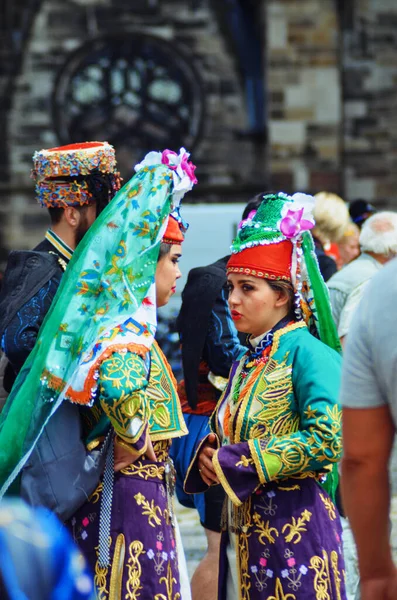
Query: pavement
[{"left": 176, "top": 443, "right": 397, "bottom": 579}]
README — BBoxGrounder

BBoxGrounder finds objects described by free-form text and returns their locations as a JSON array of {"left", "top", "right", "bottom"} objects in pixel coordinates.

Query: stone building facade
[{"left": 0, "top": 0, "right": 397, "bottom": 258}]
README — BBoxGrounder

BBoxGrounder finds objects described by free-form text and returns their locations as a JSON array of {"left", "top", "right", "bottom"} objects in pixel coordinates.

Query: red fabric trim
[
  {"left": 46, "top": 142, "right": 106, "bottom": 153},
  {"left": 227, "top": 241, "right": 293, "bottom": 280},
  {"left": 162, "top": 215, "right": 184, "bottom": 244},
  {"left": 44, "top": 342, "right": 150, "bottom": 405}
]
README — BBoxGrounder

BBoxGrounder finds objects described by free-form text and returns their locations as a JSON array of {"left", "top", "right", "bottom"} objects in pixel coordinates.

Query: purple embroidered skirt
[
  {"left": 219, "top": 477, "right": 346, "bottom": 600},
  {"left": 67, "top": 455, "right": 181, "bottom": 600}
]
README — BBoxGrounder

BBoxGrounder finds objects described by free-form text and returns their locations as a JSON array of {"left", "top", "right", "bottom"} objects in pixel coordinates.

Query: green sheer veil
[{"left": 0, "top": 149, "right": 197, "bottom": 497}]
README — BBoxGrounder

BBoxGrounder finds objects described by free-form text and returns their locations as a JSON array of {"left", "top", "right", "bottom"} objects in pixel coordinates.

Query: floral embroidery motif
[
  {"left": 253, "top": 513, "right": 279, "bottom": 545},
  {"left": 280, "top": 550, "right": 308, "bottom": 592},
  {"left": 121, "top": 461, "right": 166, "bottom": 480},
  {"left": 254, "top": 490, "right": 278, "bottom": 517},
  {"left": 250, "top": 555, "right": 274, "bottom": 591},
  {"left": 134, "top": 492, "right": 162, "bottom": 527},
  {"left": 147, "top": 533, "right": 177, "bottom": 576},
  {"left": 282, "top": 510, "right": 312, "bottom": 544},
  {"left": 70, "top": 513, "right": 97, "bottom": 543}
]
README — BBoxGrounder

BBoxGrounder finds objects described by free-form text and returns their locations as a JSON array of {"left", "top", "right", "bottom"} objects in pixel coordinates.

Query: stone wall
[
  {"left": 1, "top": 0, "right": 397, "bottom": 258},
  {"left": 342, "top": 0, "right": 397, "bottom": 204},
  {"left": 3, "top": 0, "right": 251, "bottom": 250},
  {"left": 266, "top": 0, "right": 342, "bottom": 194}
]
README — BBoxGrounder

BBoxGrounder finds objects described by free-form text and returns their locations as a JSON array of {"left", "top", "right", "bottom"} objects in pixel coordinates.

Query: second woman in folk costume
[
  {"left": 0, "top": 148, "right": 197, "bottom": 599},
  {"left": 185, "top": 192, "right": 347, "bottom": 600}
]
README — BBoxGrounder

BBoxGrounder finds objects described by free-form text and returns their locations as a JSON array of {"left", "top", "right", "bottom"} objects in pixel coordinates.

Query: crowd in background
[{"left": 1, "top": 168, "right": 397, "bottom": 600}]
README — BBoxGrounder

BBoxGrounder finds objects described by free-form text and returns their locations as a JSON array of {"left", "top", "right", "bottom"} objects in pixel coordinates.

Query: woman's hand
[
  {"left": 197, "top": 433, "right": 220, "bottom": 486},
  {"left": 113, "top": 436, "right": 157, "bottom": 471}
]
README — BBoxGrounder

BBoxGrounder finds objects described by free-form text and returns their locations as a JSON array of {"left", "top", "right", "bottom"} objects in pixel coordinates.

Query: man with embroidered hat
[
  {"left": 0, "top": 141, "right": 121, "bottom": 396},
  {"left": 0, "top": 147, "right": 198, "bottom": 599}
]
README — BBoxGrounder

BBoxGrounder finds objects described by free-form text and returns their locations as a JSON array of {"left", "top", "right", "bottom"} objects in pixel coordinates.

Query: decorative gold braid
[
  {"left": 330, "top": 551, "right": 342, "bottom": 600},
  {"left": 121, "top": 461, "right": 165, "bottom": 480},
  {"left": 94, "top": 538, "right": 111, "bottom": 599},
  {"left": 126, "top": 541, "right": 145, "bottom": 600},
  {"left": 309, "top": 550, "right": 332, "bottom": 600},
  {"left": 109, "top": 534, "right": 126, "bottom": 600}
]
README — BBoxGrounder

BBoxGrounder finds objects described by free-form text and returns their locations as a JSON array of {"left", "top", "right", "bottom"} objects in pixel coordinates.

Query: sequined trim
[{"left": 226, "top": 266, "right": 290, "bottom": 281}]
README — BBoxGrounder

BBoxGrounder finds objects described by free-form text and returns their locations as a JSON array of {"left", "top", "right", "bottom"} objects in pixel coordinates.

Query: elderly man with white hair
[{"left": 327, "top": 211, "right": 397, "bottom": 342}]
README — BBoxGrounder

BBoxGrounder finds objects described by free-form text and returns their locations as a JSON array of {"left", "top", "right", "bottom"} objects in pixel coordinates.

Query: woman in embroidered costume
[
  {"left": 0, "top": 148, "right": 197, "bottom": 598},
  {"left": 185, "top": 192, "right": 347, "bottom": 600}
]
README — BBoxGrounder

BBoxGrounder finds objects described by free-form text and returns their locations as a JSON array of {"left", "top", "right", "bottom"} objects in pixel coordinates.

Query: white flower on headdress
[
  {"left": 279, "top": 192, "right": 315, "bottom": 239},
  {"left": 134, "top": 148, "right": 197, "bottom": 207}
]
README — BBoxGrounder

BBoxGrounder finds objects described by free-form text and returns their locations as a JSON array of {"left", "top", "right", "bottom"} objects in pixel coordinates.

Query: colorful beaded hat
[
  {"left": 227, "top": 192, "right": 341, "bottom": 351},
  {"left": 32, "top": 142, "right": 121, "bottom": 208}
]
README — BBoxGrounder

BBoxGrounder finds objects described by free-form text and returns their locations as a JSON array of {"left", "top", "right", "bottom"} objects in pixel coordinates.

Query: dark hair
[
  {"left": 267, "top": 279, "right": 296, "bottom": 318},
  {"left": 46, "top": 171, "right": 120, "bottom": 224},
  {"left": 158, "top": 242, "right": 171, "bottom": 261},
  {"left": 47, "top": 203, "right": 91, "bottom": 225},
  {"left": 242, "top": 191, "right": 276, "bottom": 220}
]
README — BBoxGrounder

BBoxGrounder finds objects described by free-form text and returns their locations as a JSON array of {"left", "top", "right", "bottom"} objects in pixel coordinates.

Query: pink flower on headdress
[
  {"left": 180, "top": 151, "right": 198, "bottom": 184},
  {"left": 161, "top": 149, "right": 197, "bottom": 184},
  {"left": 134, "top": 148, "right": 197, "bottom": 206},
  {"left": 279, "top": 192, "right": 315, "bottom": 239},
  {"left": 161, "top": 149, "right": 178, "bottom": 167}
]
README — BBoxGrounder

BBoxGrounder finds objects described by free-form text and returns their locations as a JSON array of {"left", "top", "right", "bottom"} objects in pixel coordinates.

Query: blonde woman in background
[
  {"left": 337, "top": 222, "right": 360, "bottom": 269},
  {"left": 313, "top": 191, "right": 350, "bottom": 280}
]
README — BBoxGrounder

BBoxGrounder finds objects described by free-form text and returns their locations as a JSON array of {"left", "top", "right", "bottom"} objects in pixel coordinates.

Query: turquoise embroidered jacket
[
  {"left": 82, "top": 341, "right": 187, "bottom": 456},
  {"left": 185, "top": 322, "right": 342, "bottom": 505}
]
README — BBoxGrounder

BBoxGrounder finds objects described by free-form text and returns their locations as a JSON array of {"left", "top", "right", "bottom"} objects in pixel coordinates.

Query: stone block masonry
[{"left": 1, "top": 0, "right": 397, "bottom": 259}]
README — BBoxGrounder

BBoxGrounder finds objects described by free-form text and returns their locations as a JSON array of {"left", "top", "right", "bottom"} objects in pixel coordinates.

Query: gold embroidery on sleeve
[{"left": 236, "top": 455, "right": 254, "bottom": 467}]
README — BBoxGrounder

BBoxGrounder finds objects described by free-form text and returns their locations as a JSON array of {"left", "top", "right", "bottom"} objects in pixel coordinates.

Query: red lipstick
[{"left": 231, "top": 310, "right": 242, "bottom": 320}]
